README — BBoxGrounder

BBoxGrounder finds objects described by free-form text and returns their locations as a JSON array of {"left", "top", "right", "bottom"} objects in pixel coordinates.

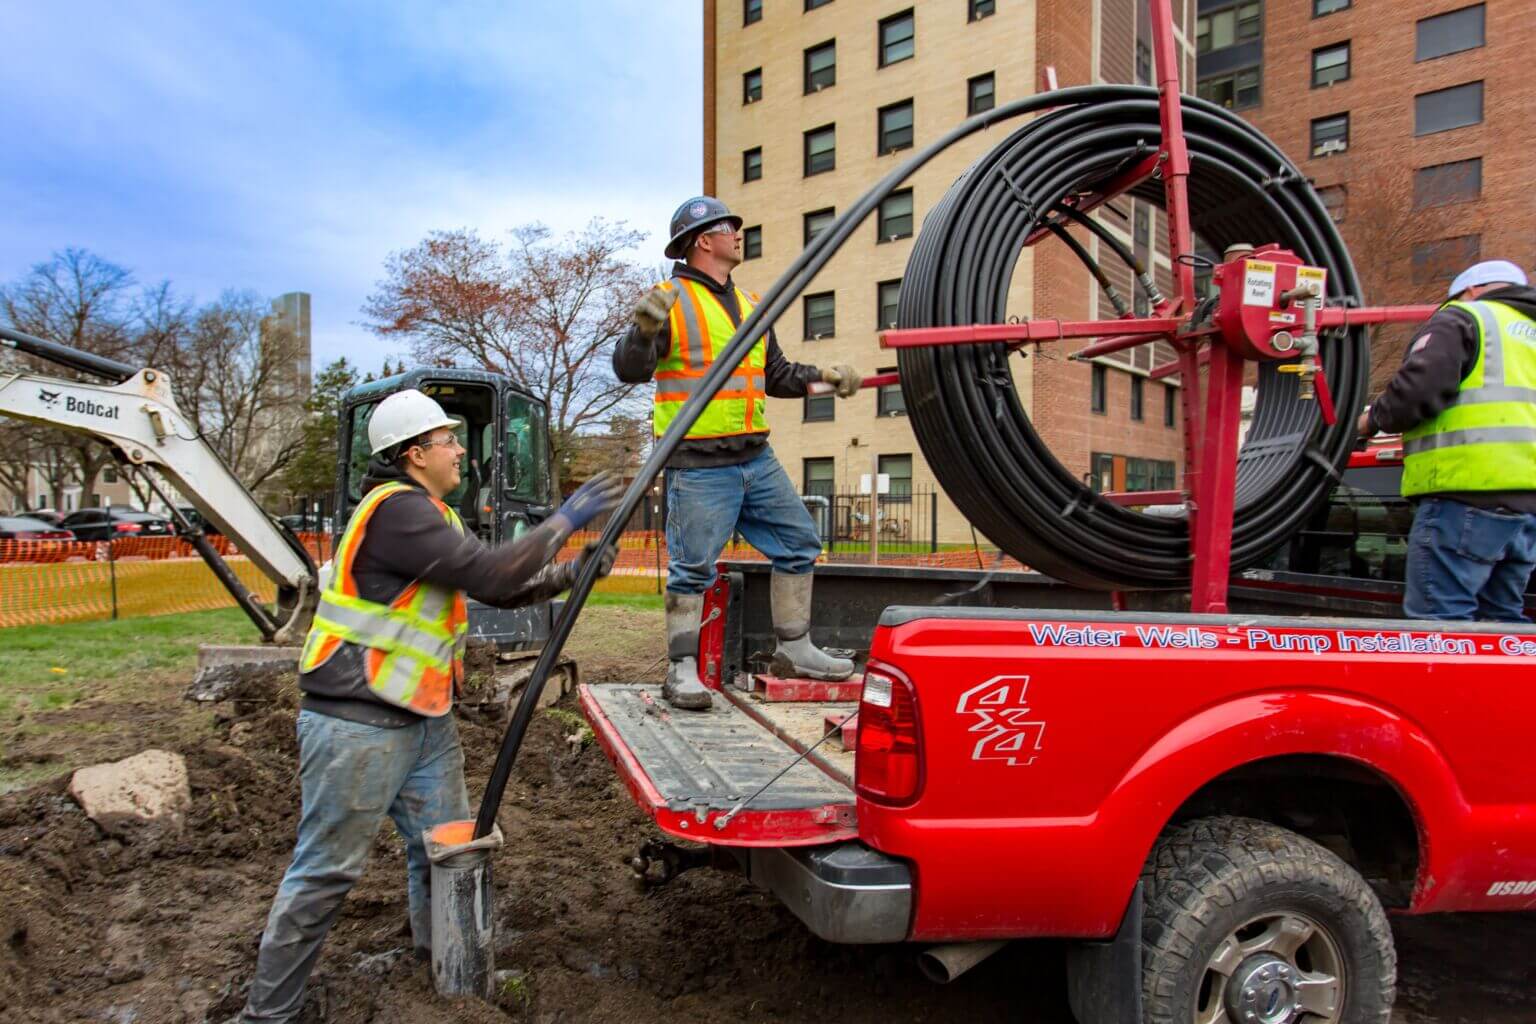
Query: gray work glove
[
  {"left": 820, "top": 364, "right": 863, "bottom": 399},
  {"left": 632, "top": 285, "right": 678, "bottom": 337},
  {"left": 581, "top": 540, "right": 618, "bottom": 578}
]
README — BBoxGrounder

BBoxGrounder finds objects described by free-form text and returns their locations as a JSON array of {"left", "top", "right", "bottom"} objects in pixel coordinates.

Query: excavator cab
[{"left": 336, "top": 368, "right": 557, "bottom": 649}]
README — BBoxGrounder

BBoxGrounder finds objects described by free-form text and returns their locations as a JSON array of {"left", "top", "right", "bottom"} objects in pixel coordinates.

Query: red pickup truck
[{"left": 580, "top": 451, "right": 1536, "bottom": 1024}]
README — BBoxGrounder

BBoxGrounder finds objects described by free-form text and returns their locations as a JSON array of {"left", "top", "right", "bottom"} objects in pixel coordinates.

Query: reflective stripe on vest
[
  {"left": 1402, "top": 300, "right": 1536, "bottom": 496},
  {"left": 298, "top": 481, "right": 469, "bottom": 717},
  {"left": 653, "top": 276, "right": 769, "bottom": 439}
]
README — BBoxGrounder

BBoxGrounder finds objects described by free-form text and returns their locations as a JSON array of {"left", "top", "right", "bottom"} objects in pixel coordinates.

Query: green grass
[
  {"left": 576, "top": 590, "right": 664, "bottom": 611},
  {"left": 0, "top": 607, "right": 260, "bottom": 704}
]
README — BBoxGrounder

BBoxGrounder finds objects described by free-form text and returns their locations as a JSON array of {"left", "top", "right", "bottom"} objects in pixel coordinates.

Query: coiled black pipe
[
  {"left": 473, "top": 84, "right": 1363, "bottom": 834},
  {"left": 898, "top": 90, "right": 1366, "bottom": 588}
]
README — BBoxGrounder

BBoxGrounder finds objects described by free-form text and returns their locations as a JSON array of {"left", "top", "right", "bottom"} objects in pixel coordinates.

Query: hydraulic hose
[
  {"left": 472, "top": 85, "right": 1364, "bottom": 835},
  {"left": 897, "top": 89, "right": 1366, "bottom": 588}
]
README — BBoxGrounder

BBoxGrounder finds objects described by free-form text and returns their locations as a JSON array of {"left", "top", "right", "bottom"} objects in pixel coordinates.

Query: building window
[
  {"left": 1417, "top": 5, "right": 1484, "bottom": 62},
  {"left": 102, "top": 465, "right": 119, "bottom": 484},
  {"left": 1130, "top": 376, "right": 1145, "bottom": 421},
  {"left": 878, "top": 454, "right": 913, "bottom": 497},
  {"left": 967, "top": 72, "right": 995, "bottom": 115},
  {"left": 969, "top": 0, "right": 996, "bottom": 21},
  {"left": 804, "top": 457, "right": 835, "bottom": 497},
  {"left": 806, "top": 0, "right": 833, "bottom": 9},
  {"left": 878, "top": 279, "right": 902, "bottom": 328},
  {"left": 1415, "top": 81, "right": 1483, "bottom": 136},
  {"left": 1318, "top": 185, "right": 1346, "bottom": 222},
  {"left": 1196, "top": 2, "right": 1261, "bottom": 55},
  {"left": 879, "top": 10, "right": 915, "bottom": 67},
  {"left": 805, "top": 40, "right": 836, "bottom": 92},
  {"left": 1412, "top": 235, "right": 1481, "bottom": 287},
  {"left": 1313, "top": 0, "right": 1349, "bottom": 14},
  {"left": 1310, "top": 113, "right": 1348, "bottom": 156},
  {"left": 804, "top": 207, "right": 835, "bottom": 245},
  {"left": 1091, "top": 364, "right": 1107, "bottom": 414},
  {"left": 1196, "top": 67, "right": 1260, "bottom": 110},
  {"left": 878, "top": 189, "right": 914, "bottom": 241},
  {"left": 1311, "top": 43, "right": 1350, "bottom": 87},
  {"left": 1136, "top": 40, "right": 1152, "bottom": 85},
  {"left": 743, "top": 147, "right": 762, "bottom": 182},
  {"left": 743, "top": 225, "right": 763, "bottom": 260},
  {"left": 878, "top": 100, "right": 914, "bottom": 154},
  {"left": 1164, "top": 384, "right": 1177, "bottom": 427},
  {"left": 805, "top": 394, "right": 835, "bottom": 421},
  {"left": 804, "top": 292, "right": 836, "bottom": 339},
  {"left": 744, "top": 0, "right": 762, "bottom": 25},
  {"left": 743, "top": 68, "right": 763, "bottom": 103},
  {"left": 804, "top": 124, "right": 836, "bottom": 176},
  {"left": 1414, "top": 158, "right": 1482, "bottom": 209},
  {"left": 877, "top": 367, "right": 906, "bottom": 416}
]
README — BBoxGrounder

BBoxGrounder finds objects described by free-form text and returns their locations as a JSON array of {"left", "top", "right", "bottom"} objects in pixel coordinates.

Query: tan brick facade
[
  {"left": 1200, "top": 0, "right": 1536, "bottom": 394},
  {"left": 705, "top": 0, "right": 1194, "bottom": 542}
]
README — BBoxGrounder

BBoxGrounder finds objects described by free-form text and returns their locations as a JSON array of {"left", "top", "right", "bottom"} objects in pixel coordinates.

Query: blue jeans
[
  {"left": 1404, "top": 497, "right": 1536, "bottom": 622},
  {"left": 665, "top": 445, "right": 822, "bottom": 594},
  {"left": 242, "top": 710, "right": 470, "bottom": 1022}
]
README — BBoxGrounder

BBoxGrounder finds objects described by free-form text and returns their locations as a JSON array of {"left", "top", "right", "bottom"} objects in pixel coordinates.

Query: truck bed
[{"left": 579, "top": 682, "right": 857, "bottom": 846}]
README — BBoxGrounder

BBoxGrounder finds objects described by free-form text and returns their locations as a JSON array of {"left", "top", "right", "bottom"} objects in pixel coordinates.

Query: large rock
[{"left": 68, "top": 750, "right": 191, "bottom": 832}]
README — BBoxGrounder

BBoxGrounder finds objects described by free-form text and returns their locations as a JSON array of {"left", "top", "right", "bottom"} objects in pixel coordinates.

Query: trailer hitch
[{"left": 626, "top": 840, "right": 716, "bottom": 891}]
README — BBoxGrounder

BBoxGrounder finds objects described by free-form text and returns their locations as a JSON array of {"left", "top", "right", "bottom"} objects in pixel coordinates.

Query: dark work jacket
[
  {"left": 613, "top": 262, "right": 823, "bottom": 468},
  {"left": 1367, "top": 285, "right": 1536, "bottom": 514},
  {"left": 301, "top": 461, "right": 577, "bottom": 727}
]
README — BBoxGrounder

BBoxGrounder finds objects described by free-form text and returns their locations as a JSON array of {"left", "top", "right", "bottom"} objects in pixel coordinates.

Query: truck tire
[{"left": 1140, "top": 816, "right": 1395, "bottom": 1024}]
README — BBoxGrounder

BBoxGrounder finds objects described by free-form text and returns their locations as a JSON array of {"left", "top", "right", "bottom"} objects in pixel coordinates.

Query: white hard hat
[
  {"left": 368, "top": 388, "right": 461, "bottom": 455},
  {"left": 1449, "top": 259, "right": 1528, "bottom": 299}
]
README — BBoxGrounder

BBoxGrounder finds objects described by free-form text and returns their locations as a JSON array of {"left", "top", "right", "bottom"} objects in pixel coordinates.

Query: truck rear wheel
[{"left": 1141, "top": 816, "right": 1395, "bottom": 1024}]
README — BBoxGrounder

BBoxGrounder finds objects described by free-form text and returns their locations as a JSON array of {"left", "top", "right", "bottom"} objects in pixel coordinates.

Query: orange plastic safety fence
[{"left": 0, "top": 532, "right": 333, "bottom": 629}]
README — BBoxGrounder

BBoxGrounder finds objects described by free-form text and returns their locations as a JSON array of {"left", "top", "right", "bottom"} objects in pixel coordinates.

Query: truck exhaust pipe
[{"left": 917, "top": 940, "right": 1007, "bottom": 983}]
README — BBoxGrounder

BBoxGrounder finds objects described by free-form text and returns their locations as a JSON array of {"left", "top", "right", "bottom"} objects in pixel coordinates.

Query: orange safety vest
[
  {"left": 299, "top": 482, "right": 469, "bottom": 717},
  {"left": 652, "top": 276, "right": 769, "bottom": 438}
]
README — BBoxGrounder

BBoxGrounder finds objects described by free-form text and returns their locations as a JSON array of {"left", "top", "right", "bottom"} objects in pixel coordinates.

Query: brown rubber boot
[
  {"left": 768, "top": 572, "right": 854, "bottom": 681},
  {"left": 661, "top": 592, "right": 712, "bottom": 710}
]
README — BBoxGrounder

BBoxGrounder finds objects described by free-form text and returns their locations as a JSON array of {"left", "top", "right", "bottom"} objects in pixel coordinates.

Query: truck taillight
[{"left": 855, "top": 664, "right": 923, "bottom": 806}]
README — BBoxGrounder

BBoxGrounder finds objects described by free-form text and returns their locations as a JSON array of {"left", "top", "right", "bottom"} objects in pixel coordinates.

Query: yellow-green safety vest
[
  {"left": 653, "top": 276, "right": 769, "bottom": 439},
  {"left": 299, "top": 481, "right": 469, "bottom": 718},
  {"left": 1402, "top": 299, "right": 1536, "bottom": 497}
]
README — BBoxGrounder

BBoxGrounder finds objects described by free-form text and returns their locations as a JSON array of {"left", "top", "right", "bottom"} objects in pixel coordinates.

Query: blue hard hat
[
  {"left": 665, "top": 196, "right": 743, "bottom": 260},
  {"left": 1448, "top": 259, "right": 1528, "bottom": 299}
]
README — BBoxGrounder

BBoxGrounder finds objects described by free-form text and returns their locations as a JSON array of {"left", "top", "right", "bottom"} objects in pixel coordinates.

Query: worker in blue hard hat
[
  {"left": 1359, "top": 259, "right": 1536, "bottom": 621},
  {"left": 614, "top": 196, "right": 864, "bottom": 709}
]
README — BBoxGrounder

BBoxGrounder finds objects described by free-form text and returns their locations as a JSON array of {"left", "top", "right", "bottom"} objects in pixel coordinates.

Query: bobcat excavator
[{"left": 0, "top": 324, "right": 559, "bottom": 649}]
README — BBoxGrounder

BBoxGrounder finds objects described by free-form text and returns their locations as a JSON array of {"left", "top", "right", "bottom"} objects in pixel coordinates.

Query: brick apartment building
[
  {"left": 702, "top": 0, "right": 1195, "bottom": 543},
  {"left": 1195, "top": 0, "right": 1536, "bottom": 392}
]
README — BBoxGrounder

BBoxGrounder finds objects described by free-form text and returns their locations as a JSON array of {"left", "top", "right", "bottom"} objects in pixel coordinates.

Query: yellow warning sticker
[
  {"left": 1243, "top": 261, "right": 1277, "bottom": 307},
  {"left": 1296, "top": 266, "right": 1327, "bottom": 293}
]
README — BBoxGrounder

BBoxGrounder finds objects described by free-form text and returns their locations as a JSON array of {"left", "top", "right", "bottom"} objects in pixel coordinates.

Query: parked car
[
  {"left": 175, "top": 506, "right": 223, "bottom": 535},
  {"left": 23, "top": 509, "right": 66, "bottom": 527},
  {"left": 61, "top": 508, "right": 174, "bottom": 541},
  {"left": 0, "top": 515, "right": 75, "bottom": 541},
  {"left": 278, "top": 513, "right": 332, "bottom": 534}
]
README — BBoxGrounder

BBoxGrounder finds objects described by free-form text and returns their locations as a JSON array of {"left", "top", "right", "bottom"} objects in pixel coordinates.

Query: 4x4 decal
[{"left": 955, "top": 675, "right": 1046, "bottom": 766}]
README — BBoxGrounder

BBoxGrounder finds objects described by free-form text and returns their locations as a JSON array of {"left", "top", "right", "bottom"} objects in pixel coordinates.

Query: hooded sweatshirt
[
  {"left": 1366, "top": 285, "right": 1536, "bottom": 514},
  {"left": 300, "top": 458, "right": 580, "bottom": 727}
]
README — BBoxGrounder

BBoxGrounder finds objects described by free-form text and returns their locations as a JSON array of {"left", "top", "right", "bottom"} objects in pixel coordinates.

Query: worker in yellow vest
[
  {"left": 615, "top": 196, "right": 863, "bottom": 709},
  {"left": 1359, "top": 259, "right": 1536, "bottom": 621},
  {"left": 241, "top": 388, "right": 620, "bottom": 1022}
]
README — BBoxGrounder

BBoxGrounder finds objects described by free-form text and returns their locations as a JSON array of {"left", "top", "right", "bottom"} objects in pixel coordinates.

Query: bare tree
[
  {"left": 162, "top": 291, "right": 308, "bottom": 492},
  {"left": 362, "top": 220, "right": 651, "bottom": 482}
]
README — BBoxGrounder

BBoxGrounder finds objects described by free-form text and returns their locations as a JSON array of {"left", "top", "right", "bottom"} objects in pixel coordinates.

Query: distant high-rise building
[{"left": 262, "top": 291, "right": 312, "bottom": 402}]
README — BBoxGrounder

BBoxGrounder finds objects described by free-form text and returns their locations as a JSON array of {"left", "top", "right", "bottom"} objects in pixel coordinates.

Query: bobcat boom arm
[{"left": 0, "top": 325, "right": 317, "bottom": 642}]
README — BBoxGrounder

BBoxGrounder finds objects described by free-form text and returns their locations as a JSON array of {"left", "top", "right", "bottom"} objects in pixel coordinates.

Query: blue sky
[{"left": 1, "top": 1, "right": 702, "bottom": 369}]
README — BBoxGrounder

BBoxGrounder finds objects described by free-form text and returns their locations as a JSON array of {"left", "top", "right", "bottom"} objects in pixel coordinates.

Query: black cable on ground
[{"left": 472, "top": 85, "right": 1365, "bottom": 835}]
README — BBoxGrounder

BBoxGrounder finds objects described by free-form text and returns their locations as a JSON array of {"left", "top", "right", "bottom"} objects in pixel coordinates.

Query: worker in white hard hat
[
  {"left": 240, "top": 388, "right": 621, "bottom": 1022},
  {"left": 1359, "top": 259, "right": 1536, "bottom": 621}
]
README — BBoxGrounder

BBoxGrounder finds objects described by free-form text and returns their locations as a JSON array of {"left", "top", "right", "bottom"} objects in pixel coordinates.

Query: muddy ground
[{"left": 0, "top": 604, "right": 1532, "bottom": 1023}]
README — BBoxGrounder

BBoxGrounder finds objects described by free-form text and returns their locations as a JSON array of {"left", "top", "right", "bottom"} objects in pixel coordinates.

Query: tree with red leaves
[{"left": 362, "top": 220, "right": 650, "bottom": 479}]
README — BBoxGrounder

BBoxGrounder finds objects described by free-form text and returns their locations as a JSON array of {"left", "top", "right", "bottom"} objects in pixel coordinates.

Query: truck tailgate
[{"left": 579, "top": 683, "right": 856, "bottom": 846}]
